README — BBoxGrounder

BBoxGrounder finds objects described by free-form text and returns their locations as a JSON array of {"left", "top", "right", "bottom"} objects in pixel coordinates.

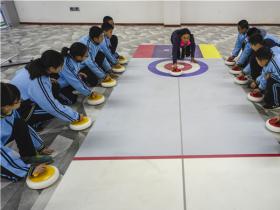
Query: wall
[
  {"left": 180, "top": 1, "right": 280, "bottom": 24},
  {"left": 14, "top": 1, "right": 280, "bottom": 25}
]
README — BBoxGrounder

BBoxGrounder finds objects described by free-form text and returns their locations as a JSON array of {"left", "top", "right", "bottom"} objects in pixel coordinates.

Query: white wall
[
  {"left": 14, "top": 1, "right": 163, "bottom": 24},
  {"left": 14, "top": 1, "right": 280, "bottom": 25},
  {"left": 181, "top": 1, "right": 280, "bottom": 24},
  {"left": 163, "top": 1, "right": 181, "bottom": 25}
]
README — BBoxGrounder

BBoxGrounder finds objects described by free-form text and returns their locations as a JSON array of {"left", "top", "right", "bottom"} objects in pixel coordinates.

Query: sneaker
[
  {"left": 22, "top": 155, "right": 54, "bottom": 165},
  {"left": 263, "top": 104, "right": 280, "bottom": 110}
]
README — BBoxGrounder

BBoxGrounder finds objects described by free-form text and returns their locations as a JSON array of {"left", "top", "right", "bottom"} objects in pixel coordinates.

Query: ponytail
[
  {"left": 61, "top": 47, "right": 70, "bottom": 57},
  {"left": 61, "top": 42, "right": 87, "bottom": 58},
  {"left": 26, "top": 50, "right": 64, "bottom": 80}
]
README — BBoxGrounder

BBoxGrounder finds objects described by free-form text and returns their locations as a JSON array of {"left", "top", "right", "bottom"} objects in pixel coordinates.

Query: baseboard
[{"left": 20, "top": 22, "right": 280, "bottom": 26}]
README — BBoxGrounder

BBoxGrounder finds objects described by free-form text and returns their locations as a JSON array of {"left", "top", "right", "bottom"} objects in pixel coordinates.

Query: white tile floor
[
  {"left": 184, "top": 157, "right": 280, "bottom": 210},
  {"left": 46, "top": 159, "right": 185, "bottom": 210}
]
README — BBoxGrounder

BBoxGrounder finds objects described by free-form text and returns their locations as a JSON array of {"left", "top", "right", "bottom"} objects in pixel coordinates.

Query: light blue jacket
[
  {"left": 257, "top": 54, "right": 280, "bottom": 90},
  {"left": 243, "top": 45, "right": 280, "bottom": 75},
  {"left": 232, "top": 33, "right": 246, "bottom": 57},
  {"left": 58, "top": 56, "right": 92, "bottom": 96},
  {"left": 100, "top": 36, "right": 118, "bottom": 65},
  {"left": 79, "top": 35, "right": 111, "bottom": 79},
  {"left": 11, "top": 68, "right": 79, "bottom": 122},
  {"left": 1, "top": 111, "right": 44, "bottom": 180}
]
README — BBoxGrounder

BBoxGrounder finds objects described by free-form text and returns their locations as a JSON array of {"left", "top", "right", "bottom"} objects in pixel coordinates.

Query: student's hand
[
  {"left": 79, "top": 114, "right": 84, "bottom": 121},
  {"left": 250, "top": 81, "right": 257, "bottom": 89},
  {"left": 119, "top": 55, "right": 125, "bottom": 60},
  {"left": 103, "top": 75, "right": 112, "bottom": 82},
  {"left": 238, "top": 72, "right": 245, "bottom": 77},
  {"left": 40, "top": 147, "right": 54, "bottom": 155},
  {"left": 50, "top": 78, "right": 58, "bottom": 84},
  {"left": 227, "top": 56, "right": 236, "bottom": 61},
  {"left": 265, "top": 73, "right": 271, "bottom": 80},
  {"left": 32, "top": 164, "right": 47, "bottom": 176},
  {"left": 90, "top": 92, "right": 97, "bottom": 98},
  {"left": 172, "top": 63, "right": 177, "bottom": 70},
  {"left": 79, "top": 72, "right": 87, "bottom": 79},
  {"left": 191, "top": 58, "right": 197, "bottom": 63},
  {"left": 253, "top": 88, "right": 260, "bottom": 94},
  {"left": 274, "top": 116, "right": 280, "bottom": 123}
]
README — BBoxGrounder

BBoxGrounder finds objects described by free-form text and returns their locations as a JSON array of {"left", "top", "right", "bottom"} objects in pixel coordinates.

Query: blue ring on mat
[{"left": 148, "top": 59, "right": 208, "bottom": 77}]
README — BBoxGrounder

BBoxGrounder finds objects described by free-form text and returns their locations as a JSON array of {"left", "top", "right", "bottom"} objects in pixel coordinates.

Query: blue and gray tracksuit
[
  {"left": 1, "top": 111, "right": 44, "bottom": 181},
  {"left": 58, "top": 56, "right": 92, "bottom": 96},
  {"left": 257, "top": 54, "right": 280, "bottom": 105},
  {"left": 243, "top": 44, "right": 280, "bottom": 76},
  {"left": 100, "top": 36, "right": 118, "bottom": 65},
  {"left": 237, "top": 29, "right": 280, "bottom": 67},
  {"left": 232, "top": 32, "right": 247, "bottom": 58},
  {"left": 79, "top": 35, "right": 111, "bottom": 79},
  {"left": 11, "top": 68, "right": 79, "bottom": 122}
]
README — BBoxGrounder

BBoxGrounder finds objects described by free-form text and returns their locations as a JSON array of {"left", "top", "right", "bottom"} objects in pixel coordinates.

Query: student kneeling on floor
[
  {"left": 240, "top": 33, "right": 280, "bottom": 85},
  {"left": 103, "top": 16, "right": 118, "bottom": 55},
  {"left": 253, "top": 47, "right": 280, "bottom": 109},
  {"left": 226, "top": 20, "right": 249, "bottom": 66},
  {"left": 11, "top": 50, "right": 84, "bottom": 129},
  {"left": 100, "top": 22, "right": 121, "bottom": 67},
  {"left": 0, "top": 83, "right": 53, "bottom": 182},
  {"left": 79, "top": 26, "right": 117, "bottom": 86},
  {"left": 57, "top": 42, "right": 103, "bottom": 99}
]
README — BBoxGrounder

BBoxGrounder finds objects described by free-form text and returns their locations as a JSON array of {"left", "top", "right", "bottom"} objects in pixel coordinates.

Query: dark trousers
[
  {"left": 110, "top": 35, "right": 118, "bottom": 54},
  {"left": 178, "top": 46, "right": 191, "bottom": 59},
  {"left": 80, "top": 51, "right": 107, "bottom": 86},
  {"left": 264, "top": 77, "right": 280, "bottom": 106},
  {"left": 17, "top": 100, "right": 54, "bottom": 129},
  {"left": 1, "top": 118, "right": 38, "bottom": 181},
  {"left": 79, "top": 67, "right": 99, "bottom": 87},
  {"left": 250, "top": 53, "right": 263, "bottom": 81},
  {"left": 52, "top": 83, "right": 77, "bottom": 105}
]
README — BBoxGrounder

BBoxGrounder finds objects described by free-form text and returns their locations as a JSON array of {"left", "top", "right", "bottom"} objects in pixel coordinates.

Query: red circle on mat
[
  {"left": 269, "top": 118, "right": 280, "bottom": 127},
  {"left": 164, "top": 62, "right": 192, "bottom": 71},
  {"left": 250, "top": 92, "right": 263, "bottom": 98},
  {"left": 237, "top": 75, "right": 247, "bottom": 81}
]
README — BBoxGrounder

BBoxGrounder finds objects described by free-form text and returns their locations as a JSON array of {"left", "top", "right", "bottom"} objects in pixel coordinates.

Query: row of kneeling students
[
  {"left": 225, "top": 20, "right": 280, "bottom": 132},
  {"left": 0, "top": 16, "right": 127, "bottom": 185}
]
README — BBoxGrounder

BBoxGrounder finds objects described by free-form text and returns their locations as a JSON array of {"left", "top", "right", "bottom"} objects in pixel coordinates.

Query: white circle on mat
[{"left": 155, "top": 60, "right": 200, "bottom": 75}]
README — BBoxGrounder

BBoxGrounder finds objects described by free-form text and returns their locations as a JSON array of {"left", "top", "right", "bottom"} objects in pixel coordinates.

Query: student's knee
[
  {"left": 111, "top": 35, "right": 118, "bottom": 45},
  {"left": 13, "top": 118, "right": 28, "bottom": 130},
  {"left": 96, "top": 51, "right": 105, "bottom": 64}
]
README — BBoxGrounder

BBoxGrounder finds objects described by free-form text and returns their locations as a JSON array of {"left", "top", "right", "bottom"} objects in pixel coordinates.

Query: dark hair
[
  {"left": 61, "top": 42, "right": 87, "bottom": 58},
  {"left": 1, "top": 83, "right": 21, "bottom": 107},
  {"left": 238, "top": 20, "right": 249, "bottom": 29},
  {"left": 103, "top": 16, "right": 113, "bottom": 23},
  {"left": 247, "top": 27, "right": 261, "bottom": 38},
  {"left": 249, "top": 34, "right": 264, "bottom": 45},
  {"left": 26, "top": 50, "right": 64, "bottom": 80},
  {"left": 178, "top": 28, "right": 191, "bottom": 37},
  {"left": 255, "top": 46, "right": 273, "bottom": 61},
  {"left": 101, "top": 22, "right": 114, "bottom": 31},
  {"left": 89, "top": 26, "right": 103, "bottom": 39}
]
